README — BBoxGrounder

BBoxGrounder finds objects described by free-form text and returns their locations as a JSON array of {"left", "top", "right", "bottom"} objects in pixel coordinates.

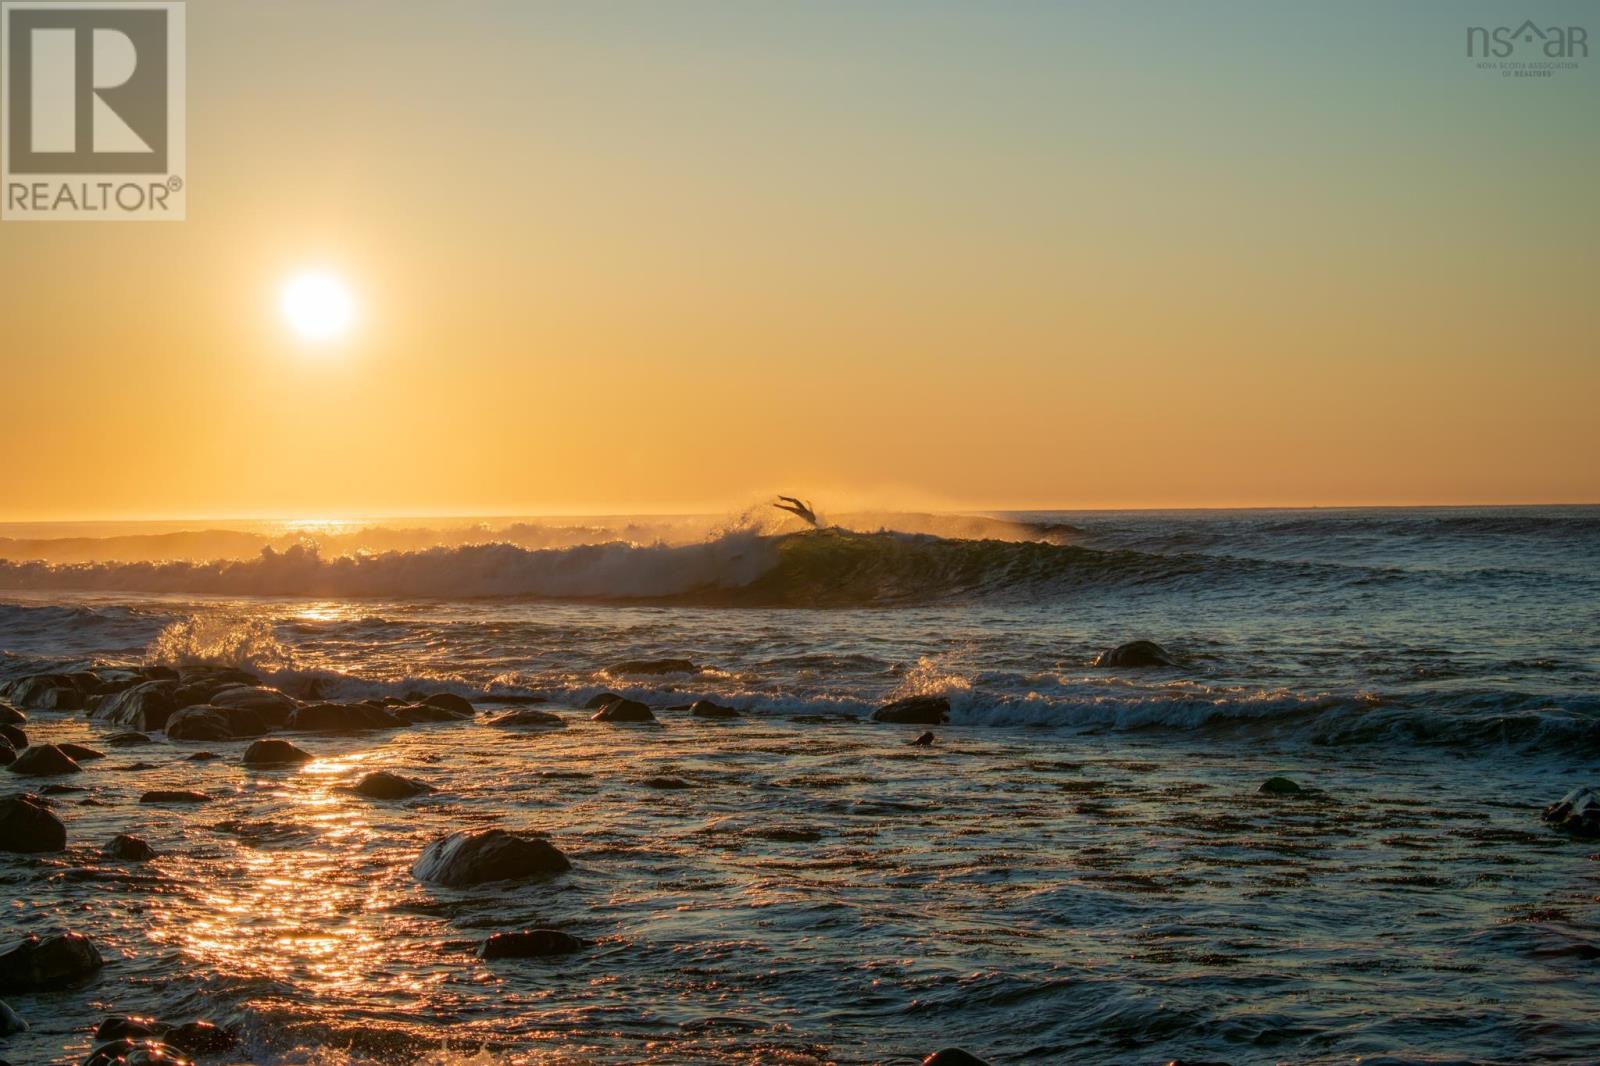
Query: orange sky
[{"left": 2, "top": 2, "right": 1596, "bottom": 520}]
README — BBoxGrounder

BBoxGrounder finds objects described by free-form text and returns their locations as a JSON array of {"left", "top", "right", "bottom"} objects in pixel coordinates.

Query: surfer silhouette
[{"left": 772, "top": 496, "right": 819, "bottom": 528}]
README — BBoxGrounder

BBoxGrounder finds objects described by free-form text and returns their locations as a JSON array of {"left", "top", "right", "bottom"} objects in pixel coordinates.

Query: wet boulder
[
  {"left": 8, "top": 744, "right": 83, "bottom": 776},
  {"left": 206, "top": 685, "right": 297, "bottom": 729},
  {"left": 0, "top": 998, "right": 25, "bottom": 1035},
  {"left": 1092, "top": 640, "right": 1177, "bottom": 668},
  {"left": 479, "top": 929, "right": 585, "bottom": 959},
  {"left": 104, "top": 834, "right": 156, "bottom": 862},
  {"left": 0, "top": 703, "right": 24, "bottom": 725},
  {"left": 420, "top": 692, "right": 474, "bottom": 715},
  {"left": 393, "top": 703, "right": 471, "bottom": 724},
  {"left": 489, "top": 708, "right": 566, "bottom": 728},
  {"left": 0, "top": 932, "right": 104, "bottom": 992},
  {"left": 352, "top": 771, "right": 433, "bottom": 800},
  {"left": 57, "top": 743, "right": 106, "bottom": 762},
  {"left": 583, "top": 692, "right": 624, "bottom": 710},
  {"left": 93, "top": 1018, "right": 236, "bottom": 1058},
  {"left": 3, "top": 674, "right": 84, "bottom": 710},
  {"left": 922, "top": 1051, "right": 992, "bottom": 1066},
  {"left": 105, "top": 732, "right": 152, "bottom": 747},
  {"left": 689, "top": 700, "right": 740, "bottom": 719},
  {"left": 642, "top": 775, "right": 693, "bottom": 789},
  {"left": 139, "top": 790, "right": 210, "bottom": 805},
  {"left": 0, "top": 741, "right": 13, "bottom": 767},
  {"left": 287, "top": 702, "right": 403, "bottom": 732},
  {"left": 0, "top": 724, "right": 25, "bottom": 749},
  {"left": 241, "top": 739, "right": 313, "bottom": 766},
  {"left": 0, "top": 794, "right": 66, "bottom": 853},
  {"left": 412, "top": 828, "right": 571, "bottom": 887},
  {"left": 82, "top": 1038, "right": 194, "bottom": 1066},
  {"left": 590, "top": 697, "right": 656, "bottom": 723},
  {"left": 871, "top": 696, "right": 950, "bottom": 724},
  {"left": 167, "top": 705, "right": 267, "bottom": 741},
  {"left": 908, "top": 731, "right": 936, "bottom": 747},
  {"left": 609, "top": 658, "right": 698, "bottom": 675},
  {"left": 91, "top": 681, "right": 178, "bottom": 731},
  {"left": 1258, "top": 776, "right": 1302, "bottom": 796},
  {"left": 1543, "top": 786, "right": 1600, "bottom": 838}
]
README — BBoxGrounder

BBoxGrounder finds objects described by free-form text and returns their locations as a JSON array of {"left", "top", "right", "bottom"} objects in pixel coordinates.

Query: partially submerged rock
[
  {"left": 908, "top": 731, "right": 936, "bottom": 747},
  {"left": 92, "top": 1018, "right": 235, "bottom": 1058},
  {"left": 420, "top": 692, "right": 474, "bottom": 715},
  {"left": 166, "top": 705, "right": 267, "bottom": 741},
  {"left": 489, "top": 708, "right": 566, "bottom": 728},
  {"left": 139, "top": 790, "right": 210, "bottom": 805},
  {"left": 479, "top": 929, "right": 586, "bottom": 959},
  {"left": 105, "top": 834, "right": 156, "bottom": 862},
  {"left": 1258, "top": 776, "right": 1302, "bottom": 796},
  {"left": 105, "top": 732, "right": 152, "bottom": 746},
  {"left": 412, "top": 828, "right": 571, "bottom": 887},
  {"left": 241, "top": 739, "right": 313, "bottom": 766},
  {"left": 0, "top": 998, "right": 26, "bottom": 1035},
  {"left": 8, "top": 744, "right": 83, "bottom": 776},
  {"left": 287, "top": 702, "right": 403, "bottom": 732},
  {"left": 82, "top": 1038, "right": 195, "bottom": 1066},
  {"left": 0, "top": 703, "right": 25, "bottom": 725},
  {"left": 57, "top": 743, "right": 106, "bottom": 762},
  {"left": 0, "top": 794, "right": 66, "bottom": 853},
  {"left": 689, "top": 700, "right": 740, "bottom": 719},
  {"left": 922, "top": 1051, "right": 992, "bottom": 1066},
  {"left": 352, "top": 770, "right": 433, "bottom": 800},
  {"left": 91, "top": 681, "right": 178, "bottom": 731},
  {"left": 206, "top": 685, "right": 298, "bottom": 728},
  {"left": 0, "top": 723, "right": 26, "bottom": 749},
  {"left": 393, "top": 703, "right": 471, "bottom": 724},
  {"left": 0, "top": 932, "right": 104, "bottom": 992},
  {"left": 1543, "top": 786, "right": 1600, "bottom": 838},
  {"left": 871, "top": 696, "right": 949, "bottom": 724},
  {"left": 1093, "top": 640, "right": 1177, "bottom": 668},
  {"left": 590, "top": 697, "right": 656, "bottom": 723}
]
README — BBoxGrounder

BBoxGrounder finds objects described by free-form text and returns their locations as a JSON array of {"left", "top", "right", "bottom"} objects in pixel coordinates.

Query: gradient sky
[{"left": 2, "top": 0, "right": 1596, "bottom": 520}]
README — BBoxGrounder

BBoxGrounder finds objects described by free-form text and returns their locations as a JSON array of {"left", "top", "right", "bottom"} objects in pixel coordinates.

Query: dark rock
[
  {"left": 748, "top": 825, "right": 823, "bottom": 842},
  {"left": 1543, "top": 786, "right": 1600, "bottom": 838},
  {"left": 4, "top": 675, "right": 84, "bottom": 710},
  {"left": 479, "top": 929, "right": 585, "bottom": 959},
  {"left": 185, "top": 751, "right": 221, "bottom": 762},
  {"left": 8, "top": 744, "right": 83, "bottom": 776},
  {"left": 412, "top": 828, "right": 571, "bottom": 887},
  {"left": 206, "top": 685, "right": 297, "bottom": 729},
  {"left": 642, "top": 775, "right": 693, "bottom": 789},
  {"left": 139, "top": 790, "right": 210, "bottom": 804},
  {"left": 610, "top": 658, "right": 698, "bottom": 675},
  {"left": 287, "top": 703, "right": 403, "bottom": 732},
  {"left": 352, "top": 771, "right": 433, "bottom": 800},
  {"left": 105, "top": 732, "right": 152, "bottom": 747},
  {"left": 0, "top": 703, "right": 24, "bottom": 725},
  {"left": 241, "top": 739, "right": 313, "bottom": 766},
  {"left": 0, "top": 999, "right": 25, "bottom": 1035},
  {"left": 143, "top": 665, "right": 179, "bottom": 681},
  {"left": 82, "top": 1038, "right": 194, "bottom": 1066},
  {"left": 0, "top": 795, "right": 66, "bottom": 853},
  {"left": 58, "top": 743, "right": 106, "bottom": 762},
  {"left": 0, "top": 932, "right": 104, "bottom": 992},
  {"left": 91, "top": 681, "right": 178, "bottom": 731},
  {"left": 421, "top": 692, "right": 474, "bottom": 715},
  {"left": 584, "top": 692, "right": 624, "bottom": 710},
  {"left": 94, "top": 1017, "right": 161, "bottom": 1041},
  {"left": 164, "top": 1021, "right": 237, "bottom": 1056},
  {"left": 1092, "top": 640, "right": 1177, "bottom": 668},
  {"left": 909, "top": 731, "right": 936, "bottom": 746},
  {"left": 922, "top": 1051, "right": 992, "bottom": 1066},
  {"left": 105, "top": 834, "right": 156, "bottom": 862},
  {"left": 591, "top": 698, "right": 655, "bottom": 723},
  {"left": 489, "top": 708, "right": 566, "bottom": 728},
  {"left": 40, "top": 784, "right": 83, "bottom": 795},
  {"left": 689, "top": 700, "right": 740, "bottom": 719},
  {"left": 166, "top": 705, "right": 267, "bottom": 741},
  {"left": 1258, "top": 776, "right": 1302, "bottom": 796},
  {"left": 0, "top": 743, "right": 12, "bottom": 767},
  {"left": 393, "top": 703, "right": 471, "bottom": 724},
  {"left": 871, "top": 696, "right": 949, "bottom": 724},
  {"left": 0, "top": 724, "right": 24, "bottom": 750}
]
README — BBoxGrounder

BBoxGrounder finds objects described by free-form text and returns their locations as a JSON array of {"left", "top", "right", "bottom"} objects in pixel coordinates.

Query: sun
[{"left": 280, "top": 271, "right": 357, "bottom": 343}]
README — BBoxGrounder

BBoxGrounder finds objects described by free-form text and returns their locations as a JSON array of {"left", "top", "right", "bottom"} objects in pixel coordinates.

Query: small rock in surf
[
  {"left": 1092, "top": 640, "right": 1177, "bottom": 668},
  {"left": 871, "top": 696, "right": 949, "bottom": 724}
]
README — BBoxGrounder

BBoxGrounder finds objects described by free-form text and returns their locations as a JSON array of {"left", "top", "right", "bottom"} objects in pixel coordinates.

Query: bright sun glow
[{"left": 280, "top": 272, "right": 357, "bottom": 343}]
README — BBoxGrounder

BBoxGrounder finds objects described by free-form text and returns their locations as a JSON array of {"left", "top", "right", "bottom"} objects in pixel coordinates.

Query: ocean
[{"left": 1, "top": 506, "right": 1597, "bottom": 1064}]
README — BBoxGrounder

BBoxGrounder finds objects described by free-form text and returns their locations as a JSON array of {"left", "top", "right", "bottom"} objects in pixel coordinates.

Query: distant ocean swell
[{"left": 0, "top": 528, "right": 1366, "bottom": 605}]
